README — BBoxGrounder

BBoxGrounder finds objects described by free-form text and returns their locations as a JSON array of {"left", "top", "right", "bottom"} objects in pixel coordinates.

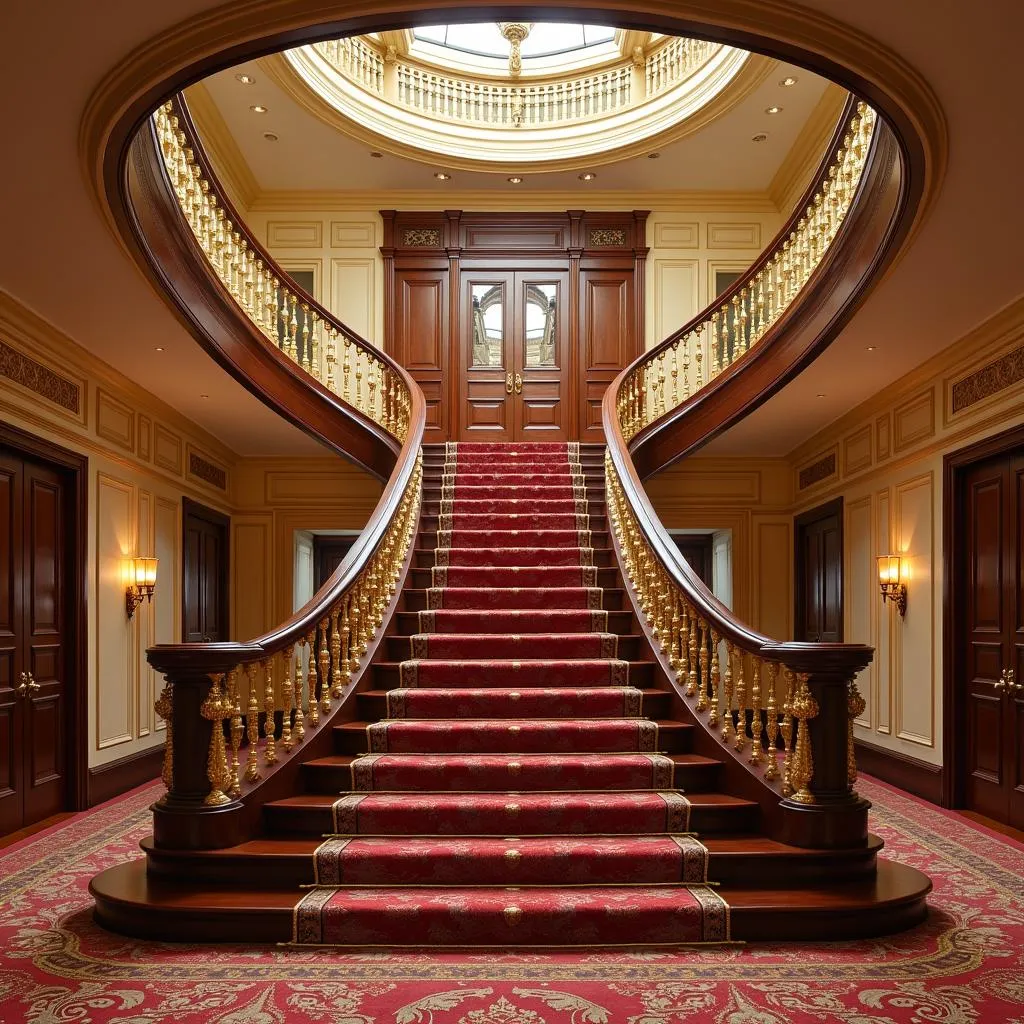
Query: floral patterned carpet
[{"left": 1, "top": 776, "right": 1022, "bottom": 1023}]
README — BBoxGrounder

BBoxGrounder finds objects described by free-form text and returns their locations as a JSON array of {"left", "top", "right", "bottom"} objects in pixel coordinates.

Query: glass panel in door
[
  {"left": 514, "top": 272, "right": 569, "bottom": 440},
  {"left": 461, "top": 273, "right": 515, "bottom": 440}
]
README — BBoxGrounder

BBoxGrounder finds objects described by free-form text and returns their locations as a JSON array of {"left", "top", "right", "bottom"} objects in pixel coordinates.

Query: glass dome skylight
[{"left": 413, "top": 23, "right": 615, "bottom": 59}]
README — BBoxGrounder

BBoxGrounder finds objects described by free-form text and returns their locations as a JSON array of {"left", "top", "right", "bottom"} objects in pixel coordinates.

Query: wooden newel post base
[
  {"left": 148, "top": 648, "right": 249, "bottom": 850},
  {"left": 765, "top": 642, "right": 873, "bottom": 850}
]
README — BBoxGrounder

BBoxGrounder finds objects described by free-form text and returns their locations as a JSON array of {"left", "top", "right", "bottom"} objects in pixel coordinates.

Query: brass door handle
[
  {"left": 506, "top": 372, "right": 514, "bottom": 394},
  {"left": 15, "top": 672, "right": 28, "bottom": 697},
  {"left": 27, "top": 673, "right": 40, "bottom": 694},
  {"left": 995, "top": 670, "right": 1008, "bottom": 690},
  {"left": 514, "top": 372, "right": 523, "bottom": 395}
]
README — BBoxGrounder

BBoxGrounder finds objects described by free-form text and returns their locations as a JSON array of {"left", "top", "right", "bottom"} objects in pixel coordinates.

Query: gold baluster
[
  {"left": 780, "top": 667, "right": 795, "bottom": 796},
  {"left": 288, "top": 294, "right": 299, "bottom": 362},
  {"left": 244, "top": 662, "right": 262, "bottom": 783},
  {"left": 748, "top": 657, "right": 763, "bottom": 765},
  {"left": 670, "top": 342, "right": 680, "bottom": 407},
  {"left": 733, "top": 649, "right": 747, "bottom": 752},
  {"left": 708, "top": 629, "right": 721, "bottom": 728},
  {"left": 280, "top": 646, "right": 295, "bottom": 751},
  {"left": 721, "top": 641, "right": 735, "bottom": 745},
  {"left": 202, "top": 673, "right": 231, "bottom": 806},
  {"left": 696, "top": 619, "right": 710, "bottom": 712},
  {"left": 155, "top": 684, "right": 174, "bottom": 794},
  {"left": 764, "top": 662, "right": 780, "bottom": 781},
  {"left": 788, "top": 672, "right": 819, "bottom": 803},
  {"left": 686, "top": 606, "right": 699, "bottom": 698},
  {"left": 326, "top": 329, "right": 337, "bottom": 391},
  {"left": 307, "top": 630, "right": 320, "bottom": 727},
  {"left": 226, "top": 667, "right": 243, "bottom": 798},
  {"left": 338, "top": 596, "right": 351, "bottom": 693},
  {"left": 319, "top": 618, "right": 332, "bottom": 713},
  {"left": 293, "top": 641, "right": 306, "bottom": 742},
  {"left": 263, "top": 658, "right": 277, "bottom": 764}
]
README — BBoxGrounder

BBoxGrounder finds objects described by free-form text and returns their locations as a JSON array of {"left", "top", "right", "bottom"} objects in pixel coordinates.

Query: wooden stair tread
[{"left": 304, "top": 751, "right": 720, "bottom": 767}]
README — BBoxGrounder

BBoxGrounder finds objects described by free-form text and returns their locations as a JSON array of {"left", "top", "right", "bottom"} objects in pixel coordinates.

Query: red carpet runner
[{"left": 293, "top": 441, "right": 729, "bottom": 946}]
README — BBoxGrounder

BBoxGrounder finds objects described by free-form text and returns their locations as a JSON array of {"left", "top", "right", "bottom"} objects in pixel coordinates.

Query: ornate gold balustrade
[
  {"left": 154, "top": 101, "right": 409, "bottom": 443},
  {"left": 602, "top": 94, "right": 906, "bottom": 848},
  {"left": 619, "top": 102, "right": 876, "bottom": 441},
  {"left": 645, "top": 36, "right": 719, "bottom": 96},
  {"left": 134, "top": 95, "right": 425, "bottom": 849}
]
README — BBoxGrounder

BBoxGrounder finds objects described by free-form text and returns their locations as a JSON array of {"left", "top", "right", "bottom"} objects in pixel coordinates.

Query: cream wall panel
[
  {"left": 894, "top": 474, "right": 935, "bottom": 748},
  {"left": 893, "top": 390, "right": 936, "bottom": 453},
  {"left": 95, "top": 474, "right": 134, "bottom": 751},
  {"left": 875, "top": 489, "right": 892, "bottom": 734},
  {"left": 845, "top": 496, "right": 873, "bottom": 728},
  {"left": 331, "top": 258, "right": 376, "bottom": 344},
  {"left": 754, "top": 519, "right": 791, "bottom": 641},
  {"left": 267, "top": 220, "right": 323, "bottom": 247},
  {"left": 843, "top": 425, "right": 872, "bottom": 476},
  {"left": 153, "top": 424, "right": 183, "bottom": 476},
  {"left": 651, "top": 260, "right": 698, "bottom": 351},
  {"left": 136, "top": 489, "right": 154, "bottom": 739},
  {"left": 707, "top": 222, "right": 763, "bottom": 249},
  {"left": 653, "top": 222, "right": 699, "bottom": 249},
  {"left": 232, "top": 516, "right": 275, "bottom": 642},
  {"left": 331, "top": 221, "right": 376, "bottom": 247},
  {"left": 96, "top": 388, "right": 135, "bottom": 453}
]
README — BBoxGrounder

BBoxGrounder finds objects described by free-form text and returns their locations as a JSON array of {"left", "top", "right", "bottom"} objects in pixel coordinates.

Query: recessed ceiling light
[
  {"left": 434, "top": 171, "right": 452, "bottom": 180},
  {"left": 507, "top": 176, "right": 523, "bottom": 184},
  {"left": 200, "top": 393, "right": 210, "bottom": 399},
  {"left": 647, "top": 152, "right": 661, "bottom": 160},
  {"left": 370, "top": 151, "right": 383, "bottom": 159},
  {"left": 751, "top": 133, "right": 768, "bottom": 143},
  {"left": 816, "top": 393, "right": 826, "bottom": 398},
  {"left": 867, "top": 345, "right": 877, "bottom": 351},
  {"left": 235, "top": 73, "right": 256, "bottom": 85},
  {"left": 578, "top": 172, "right": 597, "bottom": 181},
  {"left": 155, "top": 346, "right": 164, "bottom": 352},
  {"left": 780, "top": 76, "right": 798, "bottom": 87},
  {"left": 263, "top": 132, "right": 279, "bottom": 142},
  {"left": 765, "top": 105, "right": 782, "bottom": 115},
  {"left": 250, "top": 104, "right": 268, "bottom": 114}
]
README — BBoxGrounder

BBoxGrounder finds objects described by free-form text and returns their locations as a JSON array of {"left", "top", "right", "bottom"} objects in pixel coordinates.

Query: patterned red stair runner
[{"left": 292, "top": 441, "right": 729, "bottom": 946}]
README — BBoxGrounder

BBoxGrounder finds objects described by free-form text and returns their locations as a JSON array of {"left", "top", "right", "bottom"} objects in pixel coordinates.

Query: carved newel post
[
  {"left": 763, "top": 642, "right": 873, "bottom": 849},
  {"left": 148, "top": 646, "right": 250, "bottom": 850}
]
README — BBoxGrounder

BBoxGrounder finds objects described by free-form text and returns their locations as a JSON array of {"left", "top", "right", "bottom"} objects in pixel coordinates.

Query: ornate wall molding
[
  {"left": 798, "top": 451, "right": 837, "bottom": 490},
  {"left": 0, "top": 339, "right": 81, "bottom": 414},
  {"left": 951, "top": 344, "right": 1024, "bottom": 415}
]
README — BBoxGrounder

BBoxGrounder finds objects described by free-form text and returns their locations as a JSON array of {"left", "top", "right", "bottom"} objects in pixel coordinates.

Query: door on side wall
[
  {"left": 461, "top": 270, "right": 569, "bottom": 441},
  {"left": 0, "top": 449, "right": 75, "bottom": 833},
  {"left": 794, "top": 498, "right": 844, "bottom": 643},
  {"left": 957, "top": 452, "right": 1024, "bottom": 829},
  {"left": 182, "top": 498, "right": 230, "bottom": 643}
]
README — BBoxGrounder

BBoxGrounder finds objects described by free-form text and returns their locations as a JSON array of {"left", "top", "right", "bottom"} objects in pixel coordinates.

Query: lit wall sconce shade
[
  {"left": 126, "top": 557, "right": 159, "bottom": 618},
  {"left": 877, "top": 554, "right": 907, "bottom": 617}
]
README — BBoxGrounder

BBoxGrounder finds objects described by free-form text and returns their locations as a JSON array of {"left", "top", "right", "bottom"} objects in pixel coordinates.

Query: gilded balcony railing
[
  {"left": 136, "top": 97, "right": 425, "bottom": 848},
  {"left": 602, "top": 97, "right": 903, "bottom": 846},
  {"left": 645, "top": 36, "right": 719, "bottom": 96},
  {"left": 154, "top": 101, "right": 409, "bottom": 443},
  {"left": 317, "top": 36, "right": 385, "bottom": 95},
  {"left": 620, "top": 103, "right": 877, "bottom": 442}
]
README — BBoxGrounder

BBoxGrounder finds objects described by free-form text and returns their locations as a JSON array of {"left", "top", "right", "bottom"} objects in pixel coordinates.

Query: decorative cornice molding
[{"left": 246, "top": 188, "right": 780, "bottom": 213}]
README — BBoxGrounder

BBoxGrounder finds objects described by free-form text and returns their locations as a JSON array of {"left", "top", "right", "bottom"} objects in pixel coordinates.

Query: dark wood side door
[
  {"left": 578, "top": 266, "right": 639, "bottom": 443},
  {"left": 961, "top": 453, "right": 1024, "bottom": 828},
  {"left": 183, "top": 498, "right": 230, "bottom": 643},
  {"left": 0, "top": 451, "right": 71, "bottom": 833},
  {"left": 313, "top": 535, "right": 358, "bottom": 592},
  {"left": 672, "top": 533, "right": 714, "bottom": 589},
  {"left": 794, "top": 498, "right": 844, "bottom": 643}
]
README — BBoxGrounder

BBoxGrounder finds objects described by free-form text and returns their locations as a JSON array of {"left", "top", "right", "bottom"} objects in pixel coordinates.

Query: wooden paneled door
[
  {"left": 794, "top": 498, "right": 844, "bottom": 643},
  {"left": 0, "top": 450, "right": 74, "bottom": 834},
  {"left": 182, "top": 498, "right": 230, "bottom": 644},
  {"left": 958, "top": 453, "right": 1024, "bottom": 829},
  {"left": 461, "top": 270, "right": 569, "bottom": 441}
]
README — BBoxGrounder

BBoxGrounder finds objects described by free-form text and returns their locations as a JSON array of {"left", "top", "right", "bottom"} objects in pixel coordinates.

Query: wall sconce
[
  {"left": 126, "top": 557, "right": 159, "bottom": 618},
  {"left": 877, "top": 554, "right": 908, "bottom": 618}
]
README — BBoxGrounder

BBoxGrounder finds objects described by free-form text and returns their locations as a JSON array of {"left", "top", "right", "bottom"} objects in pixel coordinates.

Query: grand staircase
[{"left": 90, "top": 90, "right": 931, "bottom": 944}]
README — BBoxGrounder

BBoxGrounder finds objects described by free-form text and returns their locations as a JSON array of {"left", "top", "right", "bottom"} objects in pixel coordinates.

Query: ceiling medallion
[{"left": 497, "top": 22, "right": 533, "bottom": 78}]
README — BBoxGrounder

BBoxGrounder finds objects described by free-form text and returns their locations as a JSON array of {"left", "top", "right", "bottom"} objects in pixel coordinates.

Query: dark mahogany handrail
[
  {"left": 118, "top": 95, "right": 426, "bottom": 847},
  {"left": 602, "top": 98, "right": 908, "bottom": 846}
]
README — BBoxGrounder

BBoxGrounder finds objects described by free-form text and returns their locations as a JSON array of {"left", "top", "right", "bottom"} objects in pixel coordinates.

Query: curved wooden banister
[
  {"left": 603, "top": 99, "right": 908, "bottom": 849},
  {"left": 121, "top": 96, "right": 426, "bottom": 849}
]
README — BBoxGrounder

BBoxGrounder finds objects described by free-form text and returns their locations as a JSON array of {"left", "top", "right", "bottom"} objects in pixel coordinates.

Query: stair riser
[
  {"left": 411, "top": 568, "right": 620, "bottom": 588},
  {"left": 396, "top": 611, "right": 634, "bottom": 634},
  {"left": 379, "top": 690, "right": 643, "bottom": 719},
  {"left": 371, "top": 661, "right": 655, "bottom": 690},
  {"left": 414, "top": 549, "right": 616, "bottom": 569},
  {"left": 384, "top": 634, "right": 644, "bottom": 660},
  {"left": 403, "top": 590, "right": 624, "bottom": 612},
  {"left": 419, "top": 532, "right": 611, "bottom": 552}
]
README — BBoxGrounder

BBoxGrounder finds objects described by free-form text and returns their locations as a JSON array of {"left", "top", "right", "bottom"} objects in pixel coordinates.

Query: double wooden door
[
  {"left": 0, "top": 451, "right": 71, "bottom": 833},
  {"left": 462, "top": 270, "right": 569, "bottom": 441},
  {"left": 960, "top": 453, "right": 1024, "bottom": 828}
]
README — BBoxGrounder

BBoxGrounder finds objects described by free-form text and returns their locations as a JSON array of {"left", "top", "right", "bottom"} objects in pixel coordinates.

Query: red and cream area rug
[{"left": 1, "top": 777, "right": 1022, "bottom": 1023}]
